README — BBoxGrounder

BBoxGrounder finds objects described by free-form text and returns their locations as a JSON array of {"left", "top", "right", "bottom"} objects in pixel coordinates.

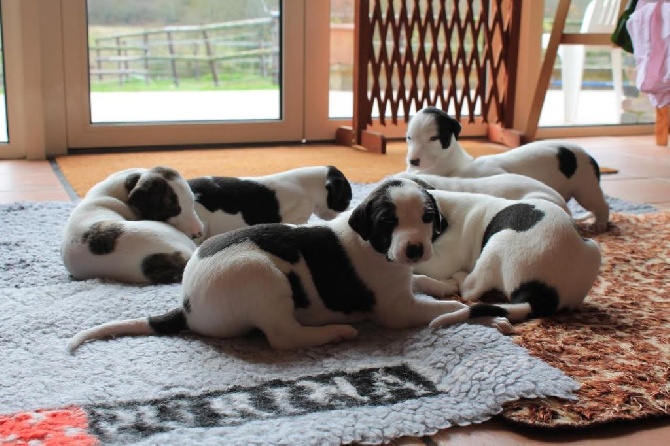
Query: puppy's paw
[
  {"left": 451, "top": 271, "right": 468, "bottom": 287},
  {"left": 330, "top": 325, "right": 359, "bottom": 344},
  {"left": 591, "top": 220, "right": 609, "bottom": 233},
  {"left": 412, "top": 274, "right": 459, "bottom": 298},
  {"left": 439, "top": 279, "right": 460, "bottom": 298},
  {"left": 489, "top": 317, "right": 513, "bottom": 335}
]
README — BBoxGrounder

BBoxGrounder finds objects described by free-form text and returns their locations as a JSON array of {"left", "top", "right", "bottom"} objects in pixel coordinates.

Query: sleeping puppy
[
  {"left": 393, "top": 171, "right": 570, "bottom": 215},
  {"left": 405, "top": 106, "right": 609, "bottom": 231},
  {"left": 61, "top": 166, "right": 204, "bottom": 284},
  {"left": 67, "top": 178, "right": 511, "bottom": 353},
  {"left": 412, "top": 190, "right": 602, "bottom": 328},
  {"left": 188, "top": 165, "right": 353, "bottom": 243}
]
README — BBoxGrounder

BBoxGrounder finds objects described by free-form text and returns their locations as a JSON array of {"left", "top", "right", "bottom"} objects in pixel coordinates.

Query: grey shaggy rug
[{"left": 0, "top": 186, "right": 655, "bottom": 445}]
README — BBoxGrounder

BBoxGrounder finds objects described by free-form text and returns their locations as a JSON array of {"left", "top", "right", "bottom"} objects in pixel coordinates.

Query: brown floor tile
[
  {"left": 600, "top": 178, "right": 670, "bottom": 204},
  {"left": 0, "top": 188, "right": 71, "bottom": 203}
]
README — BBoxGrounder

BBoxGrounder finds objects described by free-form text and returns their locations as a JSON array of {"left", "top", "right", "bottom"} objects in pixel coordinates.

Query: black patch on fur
[
  {"left": 82, "top": 222, "right": 124, "bottom": 255},
  {"left": 588, "top": 155, "right": 601, "bottom": 182},
  {"left": 141, "top": 252, "right": 188, "bottom": 284},
  {"left": 325, "top": 165, "right": 353, "bottom": 212},
  {"left": 148, "top": 308, "right": 188, "bottom": 334},
  {"left": 479, "top": 288, "right": 508, "bottom": 303},
  {"left": 286, "top": 272, "right": 310, "bottom": 309},
  {"left": 198, "top": 224, "right": 376, "bottom": 314},
  {"left": 422, "top": 106, "right": 462, "bottom": 148},
  {"left": 469, "top": 303, "right": 509, "bottom": 318},
  {"left": 557, "top": 146, "right": 578, "bottom": 178},
  {"left": 511, "top": 280, "right": 560, "bottom": 318},
  {"left": 189, "top": 176, "right": 282, "bottom": 225},
  {"left": 127, "top": 177, "right": 181, "bottom": 222},
  {"left": 481, "top": 203, "right": 545, "bottom": 251}
]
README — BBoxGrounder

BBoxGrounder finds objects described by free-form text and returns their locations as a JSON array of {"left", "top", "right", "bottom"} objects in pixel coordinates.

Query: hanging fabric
[{"left": 627, "top": 0, "right": 670, "bottom": 108}]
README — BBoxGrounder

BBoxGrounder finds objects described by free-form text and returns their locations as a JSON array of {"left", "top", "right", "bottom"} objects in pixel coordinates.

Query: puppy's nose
[
  {"left": 192, "top": 231, "right": 203, "bottom": 240},
  {"left": 409, "top": 158, "right": 420, "bottom": 167},
  {"left": 406, "top": 243, "right": 424, "bottom": 261}
]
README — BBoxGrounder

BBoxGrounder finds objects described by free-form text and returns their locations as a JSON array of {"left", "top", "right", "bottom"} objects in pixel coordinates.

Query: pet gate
[{"left": 336, "top": 0, "right": 523, "bottom": 153}]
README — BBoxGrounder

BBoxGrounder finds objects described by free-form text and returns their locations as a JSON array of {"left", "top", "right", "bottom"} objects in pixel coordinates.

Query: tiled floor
[{"left": 1, "top": 135, "right": 668, "bottom": 445}]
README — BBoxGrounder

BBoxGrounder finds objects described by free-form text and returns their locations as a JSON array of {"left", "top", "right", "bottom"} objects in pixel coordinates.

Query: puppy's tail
[
  {"left": 67, "top": 308, "right": 187, "bottom": 354},
  {"left": 429, "top": 303, "right": 533, "bottom": 328}
]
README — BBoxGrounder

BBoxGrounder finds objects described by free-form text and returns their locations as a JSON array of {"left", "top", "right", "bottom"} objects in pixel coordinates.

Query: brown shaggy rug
[{"left": 501, "top": 211, "right": 670, "bottom": 427}]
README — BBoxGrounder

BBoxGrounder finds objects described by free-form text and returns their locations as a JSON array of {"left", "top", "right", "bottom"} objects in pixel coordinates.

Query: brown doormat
[
  {"left": 501, "top": 211, "right": 670, "bottom": 428},
  {"left": 55, "top": 141, "right": 618, "bottom": 197},
  {"left": 53, "top": 141, "right": 508, "bottom": 197}
]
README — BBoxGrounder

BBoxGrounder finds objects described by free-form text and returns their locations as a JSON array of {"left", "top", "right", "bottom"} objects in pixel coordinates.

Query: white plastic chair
[{"left": 545, "top": 0, "right": 624, "bottom": 122}]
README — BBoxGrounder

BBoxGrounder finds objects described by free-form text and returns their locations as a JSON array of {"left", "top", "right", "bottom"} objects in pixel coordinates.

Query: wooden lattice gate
[{"left": 337, "top": 0, "right": 523, "bottom": 153}]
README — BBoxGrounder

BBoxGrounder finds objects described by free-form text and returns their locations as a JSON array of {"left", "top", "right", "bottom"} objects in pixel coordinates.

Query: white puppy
[
  {"left": 67, "top": 178, "right": 510, "bottom": 353},
  {"left": 393, "top": 171, "right": 570, "bottom": 214},
  {"left": 188, "top": 166, "right": 352, "bottom": 243},
  {"left": 413, "top": 190, "right": 602, "bottom": 327},
  {"left": 61, "top": 166, "right": 204, "bottom": 284},
  {"left": 405, "top": 107, "right": 609, "bottom": 231}
]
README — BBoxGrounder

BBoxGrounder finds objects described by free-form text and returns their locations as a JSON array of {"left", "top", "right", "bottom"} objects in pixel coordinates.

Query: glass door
[
  {"left": 62, "top": 0, "right": 305, "bottom": 149},
  {"left": 0, "top": 14, "right": 7, "bottom": 144}
]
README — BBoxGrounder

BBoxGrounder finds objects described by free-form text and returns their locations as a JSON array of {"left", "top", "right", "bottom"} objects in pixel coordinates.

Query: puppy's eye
[
  {"left": 429, "top": 135, "right": 439, "bottom": 141},
  {"left": 378, "top": 215, "right": 397, "bottom": 227},
  {"left": 406, "top": 135, "right": 412, "bottom": 141},
  {"left": 422, "top": 211, "right": 434, "bottom": 223}
]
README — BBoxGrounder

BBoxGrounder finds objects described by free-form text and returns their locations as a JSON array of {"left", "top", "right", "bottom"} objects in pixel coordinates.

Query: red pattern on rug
[
  {"left": 0, "top": 407, "right": 96, "bottom": 445},
  {"left": 501, "top": 211, "right": 670, "bottom": 427}
]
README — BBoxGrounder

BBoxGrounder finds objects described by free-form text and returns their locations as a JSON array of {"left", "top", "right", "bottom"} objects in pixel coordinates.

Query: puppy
[
  {"left": 412, "top": 190, "right": 601, "bottom": 327},
  {"left": 393, "top": 171, "right": 570, "bottom": 215},
  {"left": 61, "top": 166, "right": 204, "bottom": 284},
  {"left": 405, "top": 106, "right": 609, "bottom": 231},
  {"left": 188, "top": 166, "right": 353, "bottom": 243},
  {"left": 67, "top": 178, "right": 510, "bottom": 353}
]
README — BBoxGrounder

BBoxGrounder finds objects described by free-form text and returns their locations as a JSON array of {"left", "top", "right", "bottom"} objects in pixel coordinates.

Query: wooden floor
[{"left": 1, "top": 135, "right": 669, "bottom": 444}]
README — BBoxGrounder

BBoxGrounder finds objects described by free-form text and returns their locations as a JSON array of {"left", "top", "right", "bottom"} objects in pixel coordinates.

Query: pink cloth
[{"left": 627, "top": 0, "right": 670, "bottom": 108}]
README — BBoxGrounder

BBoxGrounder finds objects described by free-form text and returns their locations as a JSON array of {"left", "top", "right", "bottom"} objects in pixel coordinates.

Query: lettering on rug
[{"left": 85, "top": 364, "right": 439, "bottom": 442}]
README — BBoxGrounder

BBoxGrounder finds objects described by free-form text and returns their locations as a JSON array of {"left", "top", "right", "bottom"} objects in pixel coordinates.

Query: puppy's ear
[
  {"left": 127, "top": 176, "right": 176, "bottom": 220},
  {"left": 325, "top": 166, "right": 353, "bottom": 212},
  {"left": 437, "top": 113, "right": 461, "bottom": 148},
  {"left": 433, "top": 212, "right": 448, "bottom": 241},
  {"left": 124, "top": 173, "right": 141, "bottom": 194},
  {"left": 348, "top": 200, "right": 372, "bottom": 241},
  {"left": 426, "top": 192, "right": 448, "bottom": 241}
]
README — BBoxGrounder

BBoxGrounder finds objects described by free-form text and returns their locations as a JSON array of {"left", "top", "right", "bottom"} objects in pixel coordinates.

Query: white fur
[
  {"left": 406, "top": 108, "right": 609, "bottom": 231},
  {"left": 413, "top": 190, "right": 601, "bottom": 327},
  {"left": 67, "top": 179, "right": 511, "bottom": 353},
  {"left": 61, "top": 167, "right": 204, "bottom": 284}
]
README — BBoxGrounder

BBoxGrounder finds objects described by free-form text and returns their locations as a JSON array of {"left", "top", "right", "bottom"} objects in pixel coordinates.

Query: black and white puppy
[
  {"left": 67, "top": 178, "right": 510, "bottom": 353},
  {"left": 405, "top": 107, "right": 609, "bottom": 231},
  {"left": 188, "top": 165, "right": 353, "bottom": 243},
  {"left": 412, "top": 190, "right": 602, "bottom": 328},
  {"left": 61, "top": 166, "right": 204, "bottom": 284},
  {"left": 393, "top": 171, "right": 571, "bottom": 215}
]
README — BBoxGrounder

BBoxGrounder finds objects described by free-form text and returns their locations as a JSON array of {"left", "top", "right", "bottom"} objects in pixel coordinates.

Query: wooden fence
[
  {"left": 90, "top": 16, "right": 279, "bottom": 87},
  {"left": 337, "top": 0, "right": 522, "bottom": 153}
]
